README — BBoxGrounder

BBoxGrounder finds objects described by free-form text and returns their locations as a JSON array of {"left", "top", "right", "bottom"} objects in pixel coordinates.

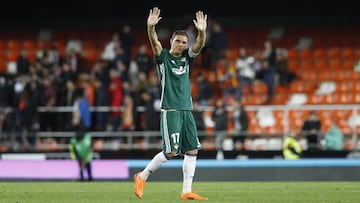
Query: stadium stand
[{"left": 0, "top": 18, "right": 359, "bottom": 157}]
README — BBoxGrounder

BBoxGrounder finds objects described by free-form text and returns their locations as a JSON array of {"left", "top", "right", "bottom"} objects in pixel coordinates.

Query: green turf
[{"left": 0, "top": 181, "right": 360, "bottom": 203}]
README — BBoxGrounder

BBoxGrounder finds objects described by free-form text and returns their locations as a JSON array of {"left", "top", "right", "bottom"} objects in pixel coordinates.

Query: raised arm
[
  {"left": 147, "top": 7, "right": 163, "bottom": 57},
  {"left": 191, "top": 10, "right": 207, "bottom": 54}
]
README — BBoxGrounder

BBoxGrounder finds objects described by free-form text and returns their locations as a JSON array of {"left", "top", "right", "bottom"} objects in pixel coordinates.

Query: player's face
[{"left": 170, "top": 35, "right": 188, "bottom": 56}]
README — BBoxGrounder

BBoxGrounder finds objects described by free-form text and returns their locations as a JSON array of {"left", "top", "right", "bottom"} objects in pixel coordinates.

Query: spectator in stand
[
  {"left": 101, "top": 32, "right": 121, "bottom": 62},
  {"left": 275, "top": 49, "right": 297, "bottom": 86},
  {"left": 216, "top": 56, "right": 238, "bottom": 105},
  {"left": 65, "top": 48, "right": 83, "bottom": 74},
  {"left": 58, "top": 62, "right": 77, "bottom": 85},
  {"left": 120, "top": 81, "right": 135, "bottom": 131},
  {"left": 192, "top": 99, "right": 205, "bottom": 133},
  {"left": 324, "top": 121, "right": 344, "bottom": 151},
  {"left": 261, "top": 40, "right": 276, "bottom": 104},
  {"left": 207, "top": 21, "right": 228, "bottom": 70},
  {"left": 213, "top": 98, "right": 229, "bottom": 158},
  {"left": 142, "top": 73, "right": 160, "bottom": 131},
  {"left": 108, "top": 68, "right": 123, "bottom": 131},
  {"left": 301, "top": 111, "right": 322, "bottom": 151},
  {"left": 132, "top": 71, "right": 149, "bottom": 131},
  {"left": 94, "top": 76, "right": 109, "bottom": 131},
  {"left": 120, "top": 23, "right": 135, "bottom": 58},
  {"left": 141, "top": 73, "right": 161, "bottom": 144},
  {"left": 91, "top": 59, "right": 110, "bottom": 87},
  {"left": 113, "top": 45, "right": 130, "bottom": 82},
  {"left": 39, "top": 76, "right": 57, "bottom": 131},
  {"left": 72, "top": 88, "right": 91, "bottom": 131},
  {"left": 81, "top": 76, "right": 95, "bottom": 107},
  {"left": 195, "top": 71, "right": 213, "bottom": 107},
  {"left": 231, "top": 101, "right": 248, "bottom": 150},
  {"left": 235, "top": 47, "right": 255, "bottom": 103},
  {"left": 63, "top": 79, "right": 77, "bottom": 131},
  {"left": 133, "top": 44, "right": 153, "bottom": 76},
  {"left": 16, "top": 49, "right": 30, "bottom": 75},
  {"left": 16, "top": 85, "right": 37, "bottom": 148}
]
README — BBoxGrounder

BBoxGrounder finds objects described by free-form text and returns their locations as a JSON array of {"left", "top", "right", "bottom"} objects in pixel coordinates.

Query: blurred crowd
[{"left": 0, "top": 21, "right": 316, "bottom": 152}]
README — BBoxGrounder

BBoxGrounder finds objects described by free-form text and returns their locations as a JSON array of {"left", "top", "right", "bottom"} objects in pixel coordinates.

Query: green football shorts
[{"left": 160, "top": 110, "right": 202, "bottom": 155}]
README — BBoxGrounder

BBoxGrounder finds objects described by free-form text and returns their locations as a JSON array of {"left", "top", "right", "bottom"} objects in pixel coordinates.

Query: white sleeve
[{"left": 188, "top": 48, "right": 198, "bottom": 58}]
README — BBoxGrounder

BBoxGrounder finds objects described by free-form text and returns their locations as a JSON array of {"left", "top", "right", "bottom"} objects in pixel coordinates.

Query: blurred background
[{"left": 1, "top": 0, "right": 360, "bottom": 180}]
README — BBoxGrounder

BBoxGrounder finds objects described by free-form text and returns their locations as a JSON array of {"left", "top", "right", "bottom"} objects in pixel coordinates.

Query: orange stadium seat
[
  {"left": 352, "top": 81, "right": 360, "bottom": 92},
  {"left": 298, "top": 59, "right": 313, "bottom": 70},
  {"left": 323, "top": 94, "right": 339, "bottom": 104},
  {"left": 318, "top": 71, "right": 334, "bottom": 81},
  {"left": 85, "top": 50, "right": 100, "bottom": 62},
  {"left": 287, "top": 59, "right": 299, "bottom": 71},
  {"left": 312, "top": 48, "right": 326, "bottom": 60},
  {"left": 314, "top": 59, "right": 328, "bottom": 70},
  {"left": 298, "top": 49, "right": 312, "bottom": 60},
  {"left": 307, "top": 94, "right": 325, "bottom": 104},
  {"left": 336, "top": 81, "right": 354, "bottom": 92},
  {"left": 338, "top": 93, "right": 354, "bottom": 104},
  {"left": 7, "top": 40, "right": 22, "bottom": 51},
  {"left": 327, "top": 47, "right": 341, "bottom": 58},
  {"left": 297, "top": 69, "right": 317, "bottom": 81},
  {"left": 271, "top": 93, "right": 289, "bottom": 105},
  {"left": 286, "top": 49, "right": 297, "bottom": 60},
  {"left": 343, "top": 59, "right": 355, "bottom": 70},
  {"left": 328, "top": 59, "right": 342, "bottom": 70},
  {"left": 253, "top": 83, "right": 267, "bottom": 94},
  {"left": 341, "top": 48, "right": 355, "bottom": 60},
  {"left": 6, "top": 51, "right": 20, "bottom": 61},
  {"left": 22, "top": 40, "right": 37, "bottom": 50}
]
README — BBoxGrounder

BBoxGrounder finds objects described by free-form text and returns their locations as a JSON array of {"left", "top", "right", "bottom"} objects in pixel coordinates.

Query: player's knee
[
  {"left": 185, "top": 149, "right": 198, "bottom": 156},
  {"left": 164, "top": 152, "right": 176, "bottom": 159}
]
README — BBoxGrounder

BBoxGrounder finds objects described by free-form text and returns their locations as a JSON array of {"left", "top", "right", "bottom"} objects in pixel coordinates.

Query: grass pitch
[{"left": 1, "top": 181, "right": 360, "bottom": 203}]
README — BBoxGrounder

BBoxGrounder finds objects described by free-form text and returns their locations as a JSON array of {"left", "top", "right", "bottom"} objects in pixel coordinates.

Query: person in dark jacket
[
  {"left": 301, "top": 111, "right": 322, "bottom": 151},
  {"left": 213, "top": 98, "right": 229, "bottom": 151},
  {"left": 231, "top": 101, "right": 248, "bottom": 150}
]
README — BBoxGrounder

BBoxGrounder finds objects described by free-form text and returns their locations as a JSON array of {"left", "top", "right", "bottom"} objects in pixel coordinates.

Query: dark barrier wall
[
  {"left": 128, "top": 159, "right": 360, "bottom": 181},
  {"left": 130, "top": 167, "right": 360, "bottom": 182}
]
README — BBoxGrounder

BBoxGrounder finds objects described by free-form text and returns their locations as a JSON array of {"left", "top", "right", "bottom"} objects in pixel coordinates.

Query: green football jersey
[
  {"left": 70, "top": 133, "right": 93, "bottom": 162},
  {"left": 155, "top": 49, "right": 196, "bottom": 110}
]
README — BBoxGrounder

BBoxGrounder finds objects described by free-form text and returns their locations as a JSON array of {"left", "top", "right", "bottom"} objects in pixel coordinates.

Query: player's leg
[
  {"left": 134, "top": 110, "right": 180, "bottom": 198},
  {"left": 180, "top": 111, "right": 208, "bottom": 200},
  {"left": 78, "top": 160, "right": 84, "bottom": 181},
  {"left": 85, "top": 162, "right": 93, "bottom": 181}
]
